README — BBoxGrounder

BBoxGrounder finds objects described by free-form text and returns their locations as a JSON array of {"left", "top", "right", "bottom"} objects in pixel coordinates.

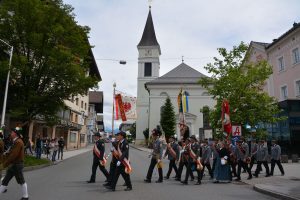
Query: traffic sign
[{"left": 232, "top": 125, "right": 242, "bottom": 136}]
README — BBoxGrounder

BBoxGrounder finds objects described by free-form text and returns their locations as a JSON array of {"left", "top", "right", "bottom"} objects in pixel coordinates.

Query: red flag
[
  {"left": 115, "top": 94, "right": 127, "bottom": 121},
  {"left": 222, "top": 99, "right": 232, "bottom": 137}
]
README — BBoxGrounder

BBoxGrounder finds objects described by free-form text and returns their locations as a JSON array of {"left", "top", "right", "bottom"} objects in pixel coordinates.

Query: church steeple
[{"left": 137, "top": 9, "right": 160, "bottom": 48}]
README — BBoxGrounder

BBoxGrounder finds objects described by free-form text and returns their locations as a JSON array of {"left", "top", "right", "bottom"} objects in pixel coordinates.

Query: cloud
[{"left": 63, "top": 0, "right": 300, "bottom": 130}]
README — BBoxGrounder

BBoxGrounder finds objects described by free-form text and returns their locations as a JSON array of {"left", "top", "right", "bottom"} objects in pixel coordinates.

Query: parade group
[
  {"left": 87, "top": 128, "right": 285, "bottom": 192},
  {"left": 0, "top": 127, "right": 285, "bottom": 199}
]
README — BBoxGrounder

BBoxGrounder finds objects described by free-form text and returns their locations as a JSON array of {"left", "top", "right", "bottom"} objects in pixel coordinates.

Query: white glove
[
  {"left": 224, "top": 156, "right": 228, "bottom": 160},
  {"left": 180, "top": 150, "right": 184, "bottom": 153},
  {"left": 117, "top": 161, "right": 121, "bottom": 166}
]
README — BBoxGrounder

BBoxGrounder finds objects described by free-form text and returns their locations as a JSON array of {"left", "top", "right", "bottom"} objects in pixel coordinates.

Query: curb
[
  {"left": 23, "top": 163, "right": 53, "bottom": 172},
  {"left": 129, "top": 144, "right": 145, "bottom": 151},
  {"left": 253, "top": 184, "right": 299, "bottom": 200}
]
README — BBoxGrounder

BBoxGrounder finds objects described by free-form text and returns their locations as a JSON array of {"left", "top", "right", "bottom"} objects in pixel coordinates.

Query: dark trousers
[
  {"left": 90, "top": 159, "right": 109, "bottom": 182},
  {"left": 146, "top": 158, "right": 163, "bottom": 181},
  {"left": 2, "top": 163, "right": 25, "bottom": 186},
  {"left": 184, "top": 162, "right": 201, "bottom": 183},
  {"left": 200, "top": 162, "right": 213, "bottom": 179},
  {"left": 249, "top": 156, "right": 258, "bottom": 171},
  {"left": 111, "top": 165, "right": 132, "bottom": 190},
  {"left": 57, "top": 147, "right": 64, "bottom": 160},
  {"left": 211, "top": 158, "right": 217, "bottom": 173},
  {"left": 270, "top": 159, "right": 284, "bottom": 175},
  {"left": 107, "top": 161, "right": 117, "bottom": 184},
  {"left": 255, "top": 161, "right": 270, "bottom": 176},
  {"left": 166, "top": 160, "right": 178, "bottom": 178},
  {"left": 35, "top": 147, "right": 42, "bottom": 159},
  {"left": 52, "top": 150, "right": 57, "bottom": 162},
  {"left": 177, "top": 161, "right": 194, "bottom": 180},
  {"left": 237, "top": 160, "right": 252, "bottom": 179},
  {"left": 230, "top": 162, "right": 237, "bottom": 177}
]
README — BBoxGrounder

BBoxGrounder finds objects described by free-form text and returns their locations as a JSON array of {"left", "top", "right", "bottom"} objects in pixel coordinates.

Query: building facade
[
  {"left": 136, "top": 8, "right": 215, "bottom": 142},
  {"left": 248, "top": 22, "right": 300, "bottom": 154}
]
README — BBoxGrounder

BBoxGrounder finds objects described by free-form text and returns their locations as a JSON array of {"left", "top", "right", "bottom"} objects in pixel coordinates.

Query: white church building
[{"left": 136, "top": 8, "right": 215, "bottom": 141}]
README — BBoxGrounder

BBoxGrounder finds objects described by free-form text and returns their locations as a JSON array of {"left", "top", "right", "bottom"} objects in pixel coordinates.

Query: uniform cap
[
  {"left": 116, "top": 131, "right": 126, "bottom": 137},
  {"left": 94, "top": 132, "right": 101, "bottom": 137}
]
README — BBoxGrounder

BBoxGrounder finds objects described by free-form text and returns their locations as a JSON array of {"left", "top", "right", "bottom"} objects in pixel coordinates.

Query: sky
[{"left": 63, "top": 0, "right": 300, "bottom": 131}]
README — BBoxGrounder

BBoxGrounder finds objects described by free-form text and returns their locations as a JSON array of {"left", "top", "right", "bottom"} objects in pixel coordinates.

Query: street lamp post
[
  {"left": 0, "top": 39, "right": 13, "bottom": 128},
  {"left": 111, "top": 82, "right": 116, "bottom": 137}
]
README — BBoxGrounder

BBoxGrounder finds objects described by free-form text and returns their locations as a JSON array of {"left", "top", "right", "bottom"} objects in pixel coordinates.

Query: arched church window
[{"left": 160, "top": 92, "right": 168, "bottom": 96}]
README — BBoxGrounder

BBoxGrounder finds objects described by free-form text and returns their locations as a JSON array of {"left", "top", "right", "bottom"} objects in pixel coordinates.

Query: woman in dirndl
[{"left": 213, "top": 141, "right": 231, "bottom": 183}]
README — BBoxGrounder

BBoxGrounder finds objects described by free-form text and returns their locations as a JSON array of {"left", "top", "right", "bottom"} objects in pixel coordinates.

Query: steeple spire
[{"left": 137, "top": 8, "right": 160, "bottom": 48}]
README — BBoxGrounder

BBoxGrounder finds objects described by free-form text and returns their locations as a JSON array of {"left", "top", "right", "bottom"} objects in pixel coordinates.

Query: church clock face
[{"left": 145, "top": 49, "right": 152, "bottom": 56}]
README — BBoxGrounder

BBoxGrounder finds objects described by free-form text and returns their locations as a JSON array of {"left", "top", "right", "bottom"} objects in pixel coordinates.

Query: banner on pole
[{"left": 115, "top": 91, "right": 137, "bottom": 121}]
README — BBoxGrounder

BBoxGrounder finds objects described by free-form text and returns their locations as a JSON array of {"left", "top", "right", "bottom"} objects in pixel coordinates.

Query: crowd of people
[
  {"left": 28, "top": 134, "right": 65, "bottom": 162},
  {"left": 144, "top": 129, "right": 285, "bottom": 185},
  {"left": 86, "top": 128, "right": 285, "bottom": 193}
]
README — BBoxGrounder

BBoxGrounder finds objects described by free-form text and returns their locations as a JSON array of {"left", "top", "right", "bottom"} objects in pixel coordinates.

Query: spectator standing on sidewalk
[
  {"left": 51, "top": 138, "right": 58, "bottom": 162},
  {"left": 270, "top": 140, "right": 285, "bottom": 176},
  {"left": 0, "top": 129, "right": 29, "bottom": 200},
  {"left": 35, "top": 134, "right": 42, "bottom": 159},
  {"left": 57, "top": 137, "right": 65, "bottom": 160}
]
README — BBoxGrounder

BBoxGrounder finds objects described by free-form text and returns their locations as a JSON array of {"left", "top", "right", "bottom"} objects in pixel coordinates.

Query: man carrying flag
[{"left": 87, "top": 132, "right": 109, "bottom": 183}]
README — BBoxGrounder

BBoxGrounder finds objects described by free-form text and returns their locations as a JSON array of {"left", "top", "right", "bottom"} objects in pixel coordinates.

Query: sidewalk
[
  {"left": 130, "top": 144, "right": 300, "bottom": 200},
  {"left": 41, "top": 145, "right": 93, "bottom": 164}
]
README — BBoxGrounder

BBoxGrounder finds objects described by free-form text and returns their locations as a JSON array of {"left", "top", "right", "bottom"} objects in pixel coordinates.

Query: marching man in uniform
[
  {"left": 253, "top": 140, "right": 270, "bottom": 177},
  {"left": 0, "top": 128, "right": 29, "bottom": 200},
  {"left": 87, "top": 132, "right": 109, "bottom": 183},
  {"left": 144, "top": 129, "right": 163, "bottom": 183},
  {"left": 270, "top": 140, "right": 284, "bottom": 176},
  {"left": 107, "top": 131, "right": 132, "bottom": 191},
  {"left": 235, "top": 139, "right": 252, "bottom": 181},
  {"left": 163, "top": 135, "right": 179, "bottom": 179}
]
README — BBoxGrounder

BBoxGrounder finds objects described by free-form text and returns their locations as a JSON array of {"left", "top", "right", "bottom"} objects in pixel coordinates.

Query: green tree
[
  {"left": 160, "top": 96, "right": 176, "bottom": 140},
  {"left": 198, "top": 42, "right": 283, "bottom": 137},
  {"left": 0, "top": 0, "right": 99, "bottom": 128}
]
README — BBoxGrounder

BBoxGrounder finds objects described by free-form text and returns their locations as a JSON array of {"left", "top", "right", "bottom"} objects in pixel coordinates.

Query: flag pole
[{"left": 112, "top": 82, "right": 116, "bottom": 137}]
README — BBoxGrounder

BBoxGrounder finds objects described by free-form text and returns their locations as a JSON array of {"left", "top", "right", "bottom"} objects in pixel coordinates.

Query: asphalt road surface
[{"left": 0, "top": 147, "right": 277, "bottom": 200}]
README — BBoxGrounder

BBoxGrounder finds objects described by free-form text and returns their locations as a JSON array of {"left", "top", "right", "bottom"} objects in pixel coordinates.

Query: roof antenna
[
  {"left": 148, "top": 0, "right": 152, "bottom": 9},
  {"left": 182, "top": 56, "right": 184, "bottom": 63}
]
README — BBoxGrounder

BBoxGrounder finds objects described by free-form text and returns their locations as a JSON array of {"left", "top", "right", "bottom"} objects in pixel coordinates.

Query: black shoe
[
  {"left": 235, "top": 178, "right": 241, "bottom": 181},
  {"left": 164, "top": 176, "right": 169, "bottom": 179},
  {"left": 247, "top": 176, "right": 252, "bottom": 180},
  {"left": 253, "top": 174, "right": 258, "bottom": 178},
  {"left": 213, "top": 180, "right": 219, "bottom": 183},
  {"left": 124, "top": 187, "right": 132, "bottom": 191},
  {"left": 87, "top": 180, "right": 95, "bottom": 183},
  {"left": 103, "top": 183, "right": 110, "bottom": 186},
  {"left": 20, "top": 198, "right": 29, "bottom": 200},
  {"left": 105, "top": 185, "right": 113, "bottom": 189},
  {"left": 265, "top": 174, "right": 270, "bottom": 177},
  {"left": 155, "top": 180, "right": 163, "bottom": 183},
  {"left": 195, "top": 181, "right": 202, "bottom": 185},
  {"left": 181, "top": 181, "right": 188, "bottom": 185},
  {"left": 144, "top": 179, "right": 151, "bottom": 183},
  {"left": 281, "top": 173, "right": 285, "bottom": 176},
  {"left": 190, "top": 178, "right": 194, "bottom": 181},
  {"left": 175, "top": 178, "right": 181, "bottom": 181}
]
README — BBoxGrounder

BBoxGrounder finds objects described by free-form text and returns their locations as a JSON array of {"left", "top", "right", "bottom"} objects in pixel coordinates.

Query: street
[{"left": 0, "top": 147, "right": 278, "bottom": 200}]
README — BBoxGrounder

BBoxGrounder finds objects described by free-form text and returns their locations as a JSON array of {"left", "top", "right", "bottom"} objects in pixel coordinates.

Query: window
[
  {"left": 70, "top": 132, "right": 77, "bottom": 143},
  {"left": 75, "top": 98, "right": 79, "bottom": 106},
  {"left": 75, "top": 114, "right": 78, "bottom": 123},
  {"left": 144, "top": 62, "right": 152, "bottom": 77},
  {"left": 70, "top": 113, "right": 73, "bottom": 122},
  {"left": 292, "top": 48, "right": 300, "bottom": 64},
  {"left": 281, "top": 86, "right": 288, "bottom": 100},
  {"left": 296, "top": 80, "right": 300, "bottom": 96},
  {"left": 81, "top": 101, "right": 83, "bottom": 108},
  {"left": 278, "top": 57, "right": 284, "bottom": 71},
  {"left": 85, "top": 103, "right": 87, "bottom": 110}
]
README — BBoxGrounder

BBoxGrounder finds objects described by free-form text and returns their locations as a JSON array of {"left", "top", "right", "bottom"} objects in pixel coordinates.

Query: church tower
[{"left": 136, "top": 7, "right": 161, "bottom": 141}]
